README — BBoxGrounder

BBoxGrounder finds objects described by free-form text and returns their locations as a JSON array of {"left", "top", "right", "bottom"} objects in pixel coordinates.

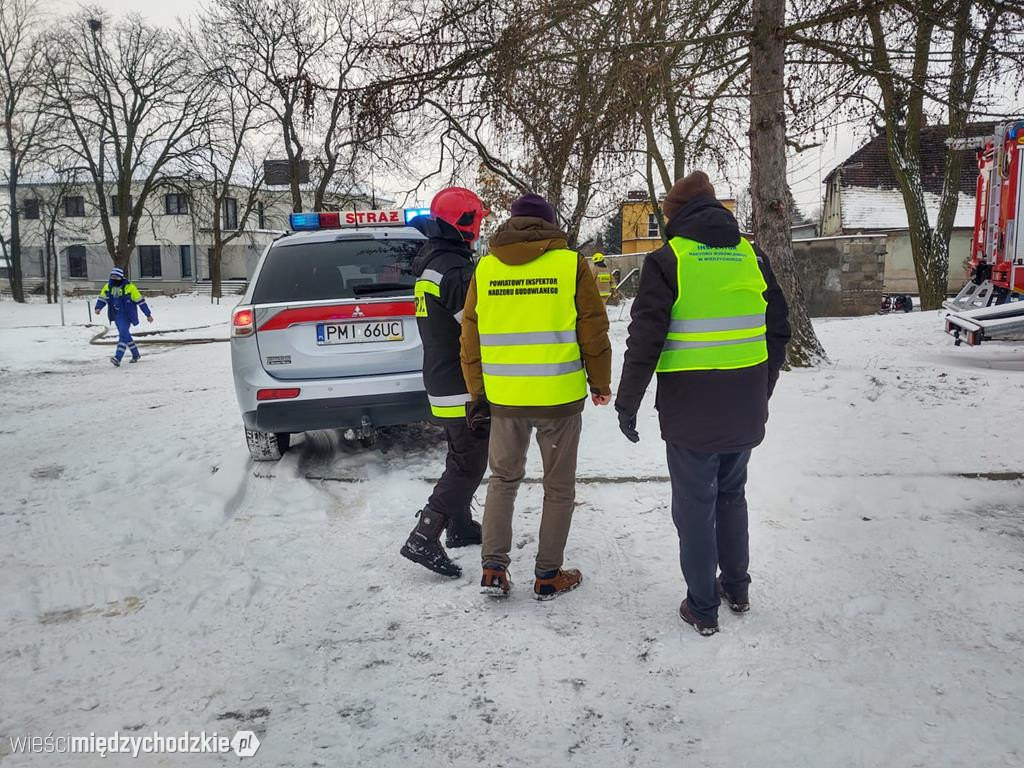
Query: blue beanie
[
  {"left": 110, "top": 267, "right": 125, "bottom": 280},
  {"left": 510, "top": 193, "right": 557, "bottom": 224}
]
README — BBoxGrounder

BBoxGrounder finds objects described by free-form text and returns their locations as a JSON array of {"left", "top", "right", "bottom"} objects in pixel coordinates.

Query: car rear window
[{"left": 251, "top": 238, "right": 421, "bottom": 304}]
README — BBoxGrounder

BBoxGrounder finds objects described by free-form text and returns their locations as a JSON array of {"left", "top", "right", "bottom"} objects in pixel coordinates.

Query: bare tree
[
  {"left": 790, "top": 0, "right": 1024, "bottom": 309},
  {"left": 20, "top": 166, "right": 87, "bottom": 303},
  {"left": 1, "top": 0, "right": 47, "bottom": 301},
  {"left": 204, "top": 0, "right": 416, "bottom": 214},
  {"left": 622, "top": 0, "right": 749, "bottom": 237},
  {"left": 40, "top": 10, "right": 214, "bottom": 271},
  {"left": 188, "top": 18, "right": 278, "bottom": 299},
  {"left": 751, "top": 0, "right": 826, "bottom": 366}
]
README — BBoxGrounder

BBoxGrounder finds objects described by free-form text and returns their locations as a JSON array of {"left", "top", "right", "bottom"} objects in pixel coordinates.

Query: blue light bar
[
  {"left": 404, "top": 208, "right": 431, "bottom": 224},
  {"left": 289, "top": 212, "right": 321, "bottom": 231}
]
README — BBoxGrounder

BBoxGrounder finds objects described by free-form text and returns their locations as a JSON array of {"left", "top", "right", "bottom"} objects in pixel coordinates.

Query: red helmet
[{"left": 430, "top": 187, "right": 490, "bottom": 243}]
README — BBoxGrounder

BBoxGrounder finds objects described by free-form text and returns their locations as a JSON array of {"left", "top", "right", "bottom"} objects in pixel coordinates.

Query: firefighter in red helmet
[{"left": 400, "top": 186, "right": 492, "bottom": 578}]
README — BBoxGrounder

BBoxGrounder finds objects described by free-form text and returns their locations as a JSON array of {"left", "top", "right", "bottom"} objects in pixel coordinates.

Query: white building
[
  {"left": 12, "top": 180, "right": 388, "bottom": 294},
  {"left": 819, "top": 124, "right": 987, "bottom": 294}
]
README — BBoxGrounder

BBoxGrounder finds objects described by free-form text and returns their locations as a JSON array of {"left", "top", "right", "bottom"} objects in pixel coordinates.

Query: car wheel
[{"left": 245, "top": 428, "right": 291, "bottom": 461}]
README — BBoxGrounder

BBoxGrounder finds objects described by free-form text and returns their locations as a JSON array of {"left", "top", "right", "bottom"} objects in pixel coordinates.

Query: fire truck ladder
[{"left": 945, "top": 300, "right": 1024, "bottom": 346}]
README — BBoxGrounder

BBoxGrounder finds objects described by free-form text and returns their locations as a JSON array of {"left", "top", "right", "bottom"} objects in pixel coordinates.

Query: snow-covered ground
[{"left": 1, "top": 295, "right": 1023, "bottom": 767}]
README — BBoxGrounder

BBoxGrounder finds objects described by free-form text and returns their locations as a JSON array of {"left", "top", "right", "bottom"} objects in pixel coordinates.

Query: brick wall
[{"left": 792, "top": 235, "right": 887, "bottom": 317}]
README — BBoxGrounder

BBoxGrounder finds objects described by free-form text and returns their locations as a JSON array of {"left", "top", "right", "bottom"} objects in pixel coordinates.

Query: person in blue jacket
[{"left": 94, "top": 267, "right": 154, "bottom": 366}]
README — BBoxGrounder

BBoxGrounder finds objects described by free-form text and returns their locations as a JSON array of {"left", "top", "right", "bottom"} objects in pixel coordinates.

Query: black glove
[
  {"left": 617, "top": 410, "right": 640, "bottom": 443},
  {"left": 467, "top": 397, "right": 491, "bottom": 437}
]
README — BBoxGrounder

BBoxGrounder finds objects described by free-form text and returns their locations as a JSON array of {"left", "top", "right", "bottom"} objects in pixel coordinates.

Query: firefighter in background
[
  {"left": 400, "top": 187, "right": 491, "bottom": 579},
  {"left": 591, "top": 252, "right": 614, "bottom": 304},
  {"left": 94, "top": 267, "right": 154, "bottom": 366}
]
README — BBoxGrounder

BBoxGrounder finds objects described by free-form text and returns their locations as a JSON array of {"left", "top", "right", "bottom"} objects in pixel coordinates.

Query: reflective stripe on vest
[
  {"left": 656, "top": 236, "right": 768, "bottom": 372},
  {"left": 475, "top": 248, "right": 587, "bottom": 407},
  {"left": 414, "top": 269, "right": 443, "bottom": 317},
  {"left": 428, "top": 392, "right": 472, "bottom": 419}
]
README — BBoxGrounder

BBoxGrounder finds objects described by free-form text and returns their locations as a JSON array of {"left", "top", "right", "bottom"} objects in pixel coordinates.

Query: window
[
  {"left": 111, "top": 195, "right": 132, "bottom": 216},
  {"left": 139, "top": 245, "right": 162, "bottom": 278},
  {"left": 164, "top": 193, "right": 188, "bottom": 215},
  {"left": 222, "top": 197, "right": 239, "bottom": 230},
  {"left": 647, "top": 213, "right": 659, "bottom": 238},
  {"left": 64, "top": 196, "right": 85, "bottom": 218},
  {"left": 67, "top": 245, "right": 88, "bottom": 278},
  {"left": 179, "top": 245, "right": 192, "bottom": 279},
  {"left": 251, "top": 238, "right": 419, "bottom": 304},
  {"left": 257, "top": 201, "right": 266, "bottom": 230},
  {"left": 23, "top": 198, "right": 40, "bottom": 220}
]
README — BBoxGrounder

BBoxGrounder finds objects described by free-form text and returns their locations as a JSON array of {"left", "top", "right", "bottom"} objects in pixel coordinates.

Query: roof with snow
[
  {"left": 825, "top": 122, "right": 1002, "bottom": 196},
  {"left": 839, "top": 187, "right": 976, "bottom": 231}
]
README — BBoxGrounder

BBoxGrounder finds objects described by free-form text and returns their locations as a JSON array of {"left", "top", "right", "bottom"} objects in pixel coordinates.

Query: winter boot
[
  {"left": 533, "top": 568, "right": 583, "bottom": 601},
  {"left": 129, "top": 355, "right": 141, "bottom": 364},
  {"left": 400, "top": 508, "right": 461, "bottom": 578},
  {"left": 445, "top": 518, "right": 482, "bottom": 548},
  {"left": 109, "top": 356, "right": 121, "bottom": 367},
  {"left": 717, "top": 578, "right": 750, "bottom": 614},
  {"left": 480, "top": 563, "right": 512, "bottom": 597},
  {"left": 679, "top": 600, "right": 719, "bottom": 636}
]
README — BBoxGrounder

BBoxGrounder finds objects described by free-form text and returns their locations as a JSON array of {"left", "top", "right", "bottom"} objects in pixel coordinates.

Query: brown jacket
[{"left": 460, "top": 216, "right": 612, "bottom": 418}]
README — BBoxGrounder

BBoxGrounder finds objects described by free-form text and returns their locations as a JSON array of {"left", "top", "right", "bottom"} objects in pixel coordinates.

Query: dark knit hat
[
  {"left": 510, "top": 193, "right": 557, "bottom": 224},
  {"left": 662, "top": 171, "right": 716, "bottom": 220}
]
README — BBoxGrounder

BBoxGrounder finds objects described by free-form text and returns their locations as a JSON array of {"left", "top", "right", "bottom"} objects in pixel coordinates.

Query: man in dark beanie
[
  {"left": 616, "top": 171, "right": 791, "bottom": 636},
  {"left": 460, "top": 193, "right": 612, "bottom": 600}
]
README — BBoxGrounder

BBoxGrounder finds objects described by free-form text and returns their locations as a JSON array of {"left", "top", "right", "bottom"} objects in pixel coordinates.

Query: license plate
[{"left": 316, "top": 320, "right": 404, "bottom": 345}]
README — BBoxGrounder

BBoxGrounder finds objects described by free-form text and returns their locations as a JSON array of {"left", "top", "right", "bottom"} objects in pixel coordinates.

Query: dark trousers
[
  {"left": 426, "top": 419, "right": 490, "bottom": 528},
  {"left": 666, "top": 443, "right": 752, "bottom": 621}
]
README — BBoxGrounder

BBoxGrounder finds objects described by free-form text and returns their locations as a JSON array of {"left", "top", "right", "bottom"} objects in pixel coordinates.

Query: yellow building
[{"left": 619, "top": 192, "right": 736, "bottom": 255}]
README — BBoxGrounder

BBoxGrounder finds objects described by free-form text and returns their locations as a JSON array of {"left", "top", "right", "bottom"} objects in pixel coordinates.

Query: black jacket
[
  {"left": 615, "top": 198, "right": 791, "bottom": 452},
  {"left": 411, "top": 216, "right": 477, "bottom": 403}
]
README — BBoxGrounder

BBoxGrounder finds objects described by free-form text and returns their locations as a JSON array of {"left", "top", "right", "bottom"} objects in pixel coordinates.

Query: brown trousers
[{"left": 481, "top": 413, "right": 582, "bottom": 575}]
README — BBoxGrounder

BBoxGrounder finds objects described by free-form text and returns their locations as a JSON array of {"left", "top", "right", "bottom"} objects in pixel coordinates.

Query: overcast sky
[{"left": 53, "top": 0, "right": 858, "bottom": 217}]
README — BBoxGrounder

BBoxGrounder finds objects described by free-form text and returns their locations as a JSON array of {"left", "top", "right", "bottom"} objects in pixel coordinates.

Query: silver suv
[{"left": 230, "top": 211, "right": 430, "bottom": 460}]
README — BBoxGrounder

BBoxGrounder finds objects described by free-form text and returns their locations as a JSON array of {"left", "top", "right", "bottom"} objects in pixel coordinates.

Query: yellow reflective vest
[
  {"left": 475, "top": 248, "right": 588, "bottom": 407},
  {"left": 593, "top": 262, "right": 612, "bottom": 300},
  {"left": 656, "top": 237, "right": 769, "bottom": 372}
]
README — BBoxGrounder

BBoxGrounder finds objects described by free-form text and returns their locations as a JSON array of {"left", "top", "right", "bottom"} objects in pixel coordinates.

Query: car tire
[{"left": 245, "top": 428, "right": 291, "bottom": 461}]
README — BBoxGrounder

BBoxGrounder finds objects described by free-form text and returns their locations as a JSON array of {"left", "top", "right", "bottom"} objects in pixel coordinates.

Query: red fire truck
[{"left": 944, "top": 121, "right": 1024, "bottom": 345}]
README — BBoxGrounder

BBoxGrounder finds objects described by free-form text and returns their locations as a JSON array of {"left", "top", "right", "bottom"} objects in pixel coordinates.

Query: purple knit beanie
[{"left": 510, "top": 193, "right": 557, "bottom": 224}]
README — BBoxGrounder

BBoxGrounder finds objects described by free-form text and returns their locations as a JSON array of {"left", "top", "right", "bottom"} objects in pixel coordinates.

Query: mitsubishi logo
[{"left": 352, "top": 306, "right": 365, "bottom": 317}]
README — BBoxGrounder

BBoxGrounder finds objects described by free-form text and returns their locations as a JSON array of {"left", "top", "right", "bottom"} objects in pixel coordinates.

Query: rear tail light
[
  {"left": 232, "top": 307, "right": 255, "bottom": 338},
  {"left": 257, "top": 388, "right": 301, "bottom": 401}
]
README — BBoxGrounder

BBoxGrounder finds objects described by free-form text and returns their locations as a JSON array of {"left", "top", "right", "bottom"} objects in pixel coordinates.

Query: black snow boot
[
  {"left": 445, "top": 517, "right": 482, "bottom": 548},
  {"left": 400, "top": 508, "right": 462, "bottom": 578}
]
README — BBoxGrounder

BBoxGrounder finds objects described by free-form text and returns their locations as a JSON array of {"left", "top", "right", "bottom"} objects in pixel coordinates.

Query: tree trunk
[
  {"left": 210, "top": 244, "right": 223, "bottom": 300},
  {"left": 113, "top": 241, "right": 132, "bottom": 271},
  {"left": 918, "top": 237, "right": 951, "bottom": 310},
  {"left": 44, "top": 235, "right": 53, "bottom": 303},
  {"left": 6, "top": 176, "right": 25, "bottom": 302},
  {"left": 749, "top": 0, "right": 826, "bottom": 367}
]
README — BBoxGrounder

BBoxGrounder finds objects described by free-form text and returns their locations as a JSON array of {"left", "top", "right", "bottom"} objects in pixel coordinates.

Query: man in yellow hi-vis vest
[
  {"left": 590, "top": 252, "right": 613, "bottom": 304},
  {"left": 460, "top": 193, "right": 611, "bottom": 600},
  {"left": 615, "top": 172, "right": 791, "bottom": 636}
]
